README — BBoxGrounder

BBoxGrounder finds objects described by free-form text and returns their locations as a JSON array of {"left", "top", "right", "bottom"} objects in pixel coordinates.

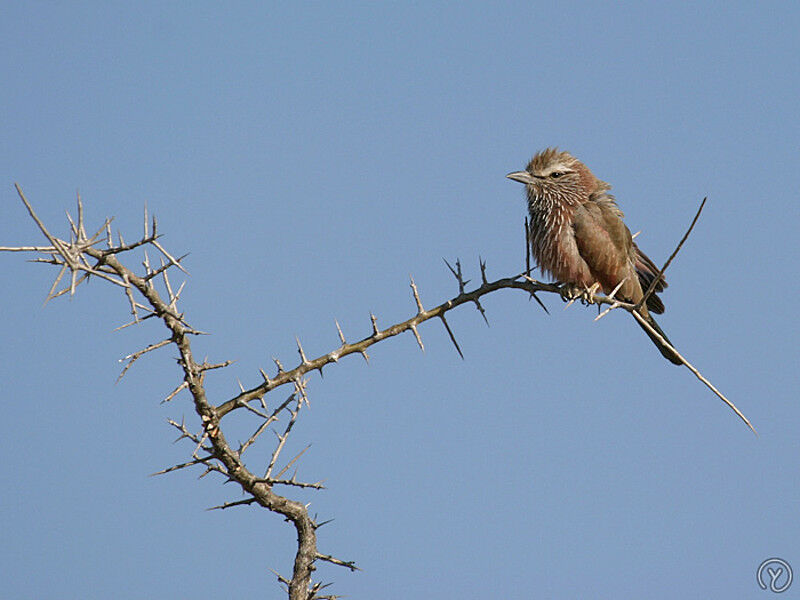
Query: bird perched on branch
[{"left": 507, "top": 148, "right": 681, "bottom": 364}]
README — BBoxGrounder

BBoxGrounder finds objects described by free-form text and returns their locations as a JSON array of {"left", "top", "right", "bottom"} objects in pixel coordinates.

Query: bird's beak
[{"left": 506, "top": 171, "right": 535, "bottom": 185}]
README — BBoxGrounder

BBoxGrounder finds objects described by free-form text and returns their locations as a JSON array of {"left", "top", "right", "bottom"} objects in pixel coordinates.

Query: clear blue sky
[{"left": 2, "top": 3, "right": 799, "bottom": 599}]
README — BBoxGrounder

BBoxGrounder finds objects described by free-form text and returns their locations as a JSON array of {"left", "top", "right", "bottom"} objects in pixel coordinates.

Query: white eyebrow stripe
[{"left": 539, "top": 162, "right": 573, "bottom": 176}]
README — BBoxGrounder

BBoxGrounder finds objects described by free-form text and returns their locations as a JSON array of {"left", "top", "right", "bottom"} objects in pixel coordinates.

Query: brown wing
[
  {"left": 571, "top": 198, "right": 642, "bottom": 304},
  {"left": 633, "top": 244, "right": 666, "bottom": 314}
]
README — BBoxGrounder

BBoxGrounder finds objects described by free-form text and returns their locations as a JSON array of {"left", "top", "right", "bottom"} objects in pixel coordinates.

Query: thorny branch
[{"left": 1, "top": 187, "right": 754, "bottom": 599}]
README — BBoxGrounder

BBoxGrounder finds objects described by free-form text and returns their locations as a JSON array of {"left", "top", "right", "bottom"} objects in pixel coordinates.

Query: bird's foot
[
  {"left": 558, "top": 283, "right": 580, "bottom": 302},
  {"left": 560, "top": 282, "right": 601, "bottom": 309}
]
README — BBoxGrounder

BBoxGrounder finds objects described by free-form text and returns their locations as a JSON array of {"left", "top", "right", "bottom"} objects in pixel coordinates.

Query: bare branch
[
  {"left": 218, "top": 272, "right": 564, "bottom": 417},
  {"left": 117, "top": 338, "right": 172, "bottom": 381},
  {"left": 236, "top": 399, "right": 271, "bottom": 420},
  {"left": 207, "top": 497, "right": 258, "bottom": 511},
  {"left": 167, "top": 417, "right": 204, "bottom": 446},
  {"left": 274, "top": 444, "right": 311, "bottom": 480},
  {"left": 4, "top": 189, "right": 752, "bottom": 600},
  {"left": 260, "top": 477, "right": 325, "bottom": 490},
  {"left": 239, "top": 419, "right": 272, "bottom": 456},
  {"left": 150, "top": 456, "right": 212, "bottom": 477},
  {"left": 114, "top": 310, "right": 157, "bottom": 331},
  {"left": 239, "top": 393, "right": 296, "bottom": 455},
  {"left": 151, "top": 239, "right": 189, "bottom": 275},
  {"left": 316, "top": 552, "right": 360, "bottom": 572},
  {"left": 121, "top": 274, "right": 139, "bottom": 323},
  {"left": 0, "top": 244, "right": 58, "bottom": 252},
  {"left": 44, "top": 263, "right": 68, "bottom": 305},
  {"left": 14, "top": 184, "right": 76, "bottom": 270},
  {"left": 142, "top": 256, "right": 183, "bottom": 282},
  {"left": 631, "top": 310, "right": 756, "bottom": 434},
  {"left": 638, "top": 197, "right": 706, "bottom": 311},
  {"left": 265, "top": 396, "right": 302, "bottom": 479},
  {"left": 162, "top": 381, "right": 189, "bottom": 404},
  {"left": 161, "top": 258, "right": 174, "bottom": 300},
  {"left": 198, "top": 360, "right": 234, "bottom": 372}
]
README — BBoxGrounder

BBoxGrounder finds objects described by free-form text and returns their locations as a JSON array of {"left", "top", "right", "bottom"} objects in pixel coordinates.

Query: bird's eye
[{"left": 550, "top": 172, "right": 564, "bottom": 178}]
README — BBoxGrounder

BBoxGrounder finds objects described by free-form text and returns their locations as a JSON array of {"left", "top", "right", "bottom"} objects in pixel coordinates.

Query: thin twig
[
  {"left": 631, "top": 310, "right": 755, "bottom": 434},
  {"left": 117, "top": 338, "right": 172, "bottom": 381},
  {"left": 150, "top": 456, "right": 212, "bottom": 476},
  {"left": 316, "top": 552, "right": 360, "bottom": 572},
  {"left": 207, "top": 498, "right": 258, "bottom": 511},
  {"left": 638, "top": 197, "right": 706, "bottom": 311}
]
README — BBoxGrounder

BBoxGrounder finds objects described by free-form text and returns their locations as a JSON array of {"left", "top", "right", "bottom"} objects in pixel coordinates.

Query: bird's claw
[
  {"left": 559, "top": 283, "right": 579, "bottom": 304},
  {"left": 560, "top": 282, "right": 601, "bottom": 308}
]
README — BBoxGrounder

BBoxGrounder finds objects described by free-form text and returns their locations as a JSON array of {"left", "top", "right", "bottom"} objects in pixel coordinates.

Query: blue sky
[{"left": 2, "top": 3, "right": 799, "bottom": 598}]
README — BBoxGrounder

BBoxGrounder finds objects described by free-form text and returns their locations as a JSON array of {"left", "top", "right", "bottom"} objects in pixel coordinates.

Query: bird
[{"left": 506, "top": 148, "right": 682, "bottom": 365}]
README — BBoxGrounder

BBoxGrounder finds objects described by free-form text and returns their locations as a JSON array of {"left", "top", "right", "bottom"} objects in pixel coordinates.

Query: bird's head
[{"left": 507, "top": 148, "right": 608, "bottom": 204}]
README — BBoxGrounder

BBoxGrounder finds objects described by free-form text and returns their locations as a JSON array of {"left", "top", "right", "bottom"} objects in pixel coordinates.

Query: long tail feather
[{"left": 638, "top": 313, "right": 681, "bottom": 365}]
